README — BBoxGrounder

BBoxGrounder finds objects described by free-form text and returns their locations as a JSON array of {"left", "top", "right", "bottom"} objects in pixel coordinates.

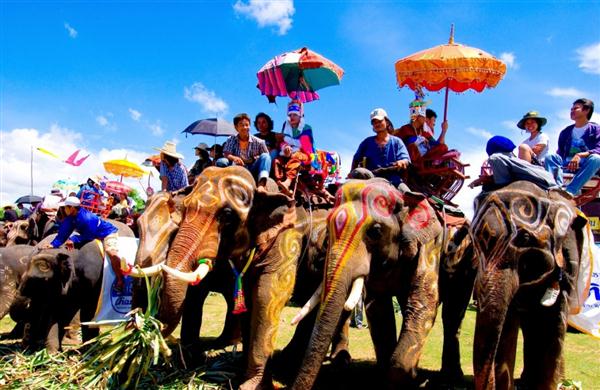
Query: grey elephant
[
  {"left": 131, "top": 166, "right": 344, "bottom": 390},
  {"left": 18, "top": 221, "right": 134, "bottom": 352},
  {"left": 472, "top": 181, "right": 587, "bottom": 390},
  {"left": 291, "top": 178, "right": 475, "bottom": 389}
]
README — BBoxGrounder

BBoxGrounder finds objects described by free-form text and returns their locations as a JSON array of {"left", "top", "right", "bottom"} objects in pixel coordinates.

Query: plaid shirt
[
  {"left": 223, "top": 134, "right": 268, "bottom": 162},
  {"left": 159, "top": 161, "right": 189, "bottom": 191}
]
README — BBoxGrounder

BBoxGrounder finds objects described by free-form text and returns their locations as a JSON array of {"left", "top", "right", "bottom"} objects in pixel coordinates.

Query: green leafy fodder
[{"left": 75, "top": 273, "right": 172, "bottom": 389}]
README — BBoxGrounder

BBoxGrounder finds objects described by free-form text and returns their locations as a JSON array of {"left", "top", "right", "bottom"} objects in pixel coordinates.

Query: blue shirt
[
  {"left": 50, "top": 207, "right": 118, "bottom": 248},
  {"left": 352, "top": 135, "right": 411, "bottom": 186},
  {"left": 159, "top": 161, "right": 189, "bottom": 191}
]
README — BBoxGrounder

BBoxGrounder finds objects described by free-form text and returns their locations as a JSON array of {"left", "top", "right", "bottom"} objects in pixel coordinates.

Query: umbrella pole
[{"left": 443, "top": 84, "right": 450, "bottom": 122}]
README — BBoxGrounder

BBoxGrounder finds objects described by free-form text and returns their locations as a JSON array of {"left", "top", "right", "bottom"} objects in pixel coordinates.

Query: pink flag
[{"left": 65, "top": 149, "right": 90, "bottom": 166}]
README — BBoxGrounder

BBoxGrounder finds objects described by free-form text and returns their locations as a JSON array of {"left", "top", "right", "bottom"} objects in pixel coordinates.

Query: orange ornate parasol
[
  {"left": 395, "top": 25, "right": 506, "bottom": 121},
  {"left": 103, "top": 159, "right": 146, "bottom": 180}
]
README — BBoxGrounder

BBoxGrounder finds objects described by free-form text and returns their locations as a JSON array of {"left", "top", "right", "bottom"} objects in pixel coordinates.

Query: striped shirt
[{"left": 223, "top": 134, "right": 268, "bottom": 162}]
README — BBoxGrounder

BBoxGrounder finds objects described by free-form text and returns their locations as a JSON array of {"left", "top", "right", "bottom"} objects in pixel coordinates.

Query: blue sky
[{"left": 1, "top": 1, "right": 600, "bottom": 217}]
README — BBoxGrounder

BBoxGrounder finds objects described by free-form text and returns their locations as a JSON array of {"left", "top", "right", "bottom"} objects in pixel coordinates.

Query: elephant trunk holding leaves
[
  {"left": 293, "top": 178, "right": 460, "bottom": 389},
  {"left": 471, "top": 181, "right": 585, "bottom": 390}
]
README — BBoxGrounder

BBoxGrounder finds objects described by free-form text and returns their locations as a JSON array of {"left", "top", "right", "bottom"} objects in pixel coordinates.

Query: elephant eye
[
  {"left": 218, "top": 207, "right": 238, "bottom": 226},
  {"left": 36, "top": 260, "right": 50, "bottom": 273},
  {"left": 366, "top": 223, "right": 383, "bottom": 241}
]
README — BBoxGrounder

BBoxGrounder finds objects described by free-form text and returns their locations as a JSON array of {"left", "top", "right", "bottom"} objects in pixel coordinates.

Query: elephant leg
[
  {"left": 277, "top": 308, "right": 319, "bottom": 381},
  {"left": 214, "top": 273, "right": 242, "bottom": 348},
  {"left": 439, "top": 264, "right": 476, "bottom": 384},
  {"left": 180, "top": 284, "right": 209, "bottom": 347},
  {"left": 240, "top": 267, "right": 296, "bottom": 390},
  {"left": 1, "top": 321, "right": 25, "bottom": 340},
  {"left": 494, "top": 305, "right": 519, "bottom": 390},
  {"left": 520, "top": 303, "right": 566, "bottom": 389},
  {"left": 365, "top": 294, "right": 397, "bottom": 372},
  {"left": 80, "top": 298, "right": 100, "bottom": 343},
  {"left": 46, "top": 320, "right": 60, "bottom": 353}
]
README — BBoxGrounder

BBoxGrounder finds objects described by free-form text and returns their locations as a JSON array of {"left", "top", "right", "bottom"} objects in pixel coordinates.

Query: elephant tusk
[
  {"left": 161, "top": 263, "right": 211, "bottom": 285},
  {"left": 127, "top": 262, "right": 165, "bottom": 277},
  {"left": 291, "top": 283, "right": 323, "bottom": 325},
  {"left": 344, "top": 277, "right": 365, "bottom": 312}
]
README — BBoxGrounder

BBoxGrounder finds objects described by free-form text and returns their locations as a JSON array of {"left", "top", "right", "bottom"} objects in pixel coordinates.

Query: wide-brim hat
[
  {"left": 194, "top": 142, "right": 209, "bottom": 151},
  {"left": 154, "top": 141, "right": 184, "bottom": 159},
  {"left": 517, "top": 111, "right": 547, "bottom": 130}
]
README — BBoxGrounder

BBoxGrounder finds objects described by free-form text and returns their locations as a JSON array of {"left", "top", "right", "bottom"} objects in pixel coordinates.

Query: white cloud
[
  {"left": 233, "top": 0, "right": 294, "bottom": 35},
  {"left": 499, "top": 52, "right": 518, "bottom": 70},
  {"left": 576, "top": 42, "right": 600, "bottom": 75},
  {"left": 466, "top": 126, "right": 493, "bottom": 140},
  {"left": 149, "top": 121, "right": 165, "bottom": 136},
  {"left": 184, "top": 82, "right": 229, "bottom": 115},
  {"left": 96, "top": 113, "right": 117, "bottom": 131},
  {"left": 0, "top": 125, "right": 160, "bottom": 205},
  {"left": 128, "top": 108, "right": 142, "bottom": 121},
  {"left": 451, "top": 148, "right": 488, "bottom": 220},
  {"left": 546, "top": 87, "right": 586, "bottom": 98},
  {"left": 96, "top": 115, "right": 108, "bottom": 126},
  {"left": 64, "top": 22, "right": 78, "bottom": 38}
]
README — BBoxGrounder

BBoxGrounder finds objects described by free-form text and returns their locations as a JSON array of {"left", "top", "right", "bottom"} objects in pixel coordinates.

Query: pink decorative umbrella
[
  {"left": 257, "top": 47, "right": 344, "bottom": 103},
  {"left": 104, "top": 180, "right": 132, "bottom": 195}
]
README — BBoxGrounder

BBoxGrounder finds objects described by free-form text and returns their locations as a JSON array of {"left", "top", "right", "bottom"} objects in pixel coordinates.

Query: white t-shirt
[{"left": 522, "top": 132, "right": 549, "bottom": 162}]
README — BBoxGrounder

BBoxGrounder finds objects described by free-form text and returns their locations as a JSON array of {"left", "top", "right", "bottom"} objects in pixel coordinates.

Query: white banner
[
  {"left": 568, "top": 224, "right": 600, "bottom": 339},
  {"left": 92, "top": 237, "right": 138, "bottom": 324}
]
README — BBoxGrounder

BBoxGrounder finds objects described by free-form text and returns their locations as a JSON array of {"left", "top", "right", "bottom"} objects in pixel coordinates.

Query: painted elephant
[
  {"left": 132, "top": 166, "right": 343, "bottom": 390},
  {"left": 17, "top": 221, "right": 134, "bottom": 352},
  {"left": 471, "top": 181, "right": 586, "bottom": 390},
  {"left": 292, "top": 178, "right": 475, "bottom": 389},
  {"left": 132, "top": 189, "right": 242, "bottom": 350}
]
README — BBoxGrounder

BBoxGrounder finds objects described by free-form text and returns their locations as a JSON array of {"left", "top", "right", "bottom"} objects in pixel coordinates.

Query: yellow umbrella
[
  {"left": 395, "top": 25, "right": 506, "bottom": 121},
  {"left": 103, "top": 159, "right": 146, "bottom": 181}
]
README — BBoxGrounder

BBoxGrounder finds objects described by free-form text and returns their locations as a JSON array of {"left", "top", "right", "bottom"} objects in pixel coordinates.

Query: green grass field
[{"left": 1, "top": 294, "right": 597, "bottom": 389}]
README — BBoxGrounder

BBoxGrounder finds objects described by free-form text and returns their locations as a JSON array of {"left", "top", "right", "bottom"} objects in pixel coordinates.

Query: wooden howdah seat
[
  {"left": 79, "top": 190, "right": 113, "bottom": 218},
  {"left": 407, "top": 150, "right": 470, "bottom": 205},
  {"left": 472, "top": 161, "right": 600, "bottom": 207},
  {"left": 563, "top": 172, "right": 600, "bottom": 206}
]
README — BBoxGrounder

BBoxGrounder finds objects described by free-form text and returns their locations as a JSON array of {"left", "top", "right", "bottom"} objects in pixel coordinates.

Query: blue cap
[{"left": 486, "top": 136, "right": 516, "bottom": 156}]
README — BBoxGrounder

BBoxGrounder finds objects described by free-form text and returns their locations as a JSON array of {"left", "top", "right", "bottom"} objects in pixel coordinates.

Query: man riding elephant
[{"left": 40, "top": 196, "right": 127, "bottom": 291}]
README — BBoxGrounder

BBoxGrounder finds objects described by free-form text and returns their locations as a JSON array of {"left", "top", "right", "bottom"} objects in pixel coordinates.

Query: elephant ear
[
  {"left": 397, "top": 193, "right": 442, "bottom": 259},
  {"left": 57, "top": 253, "right": 74, "bottom": 295},
  {"left": 248, "top": 191, "right": 297, "bottom": 254}
]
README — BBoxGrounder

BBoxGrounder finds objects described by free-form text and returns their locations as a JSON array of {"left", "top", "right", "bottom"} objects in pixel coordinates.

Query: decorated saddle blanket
[{"left": 92, "top": 236, "right": 138, "bottom": 325}]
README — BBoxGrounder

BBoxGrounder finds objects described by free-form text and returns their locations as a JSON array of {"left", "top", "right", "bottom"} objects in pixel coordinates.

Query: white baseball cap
[
  {"left": 57, "top": 196, "right": 81, "bottom": 207},
  {"left": 370, "top": 108, "right": 388, "bottom": 121}
]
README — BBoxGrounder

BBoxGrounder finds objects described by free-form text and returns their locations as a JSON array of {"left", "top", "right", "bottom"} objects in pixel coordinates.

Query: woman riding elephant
[
  {"left": 291, "top": 178, "right": 475, "bottom": 389},
  {"left": 17, "top": 220, "right": 134, "bottom": 352},
  {"left": 471, "top": 180, "right": 586, "bottom": 390}
]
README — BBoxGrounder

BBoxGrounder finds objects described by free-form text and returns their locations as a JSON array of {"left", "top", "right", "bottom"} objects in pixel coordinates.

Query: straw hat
[{"left": 154, "top": 141, "right": 184, "bottom": 159}]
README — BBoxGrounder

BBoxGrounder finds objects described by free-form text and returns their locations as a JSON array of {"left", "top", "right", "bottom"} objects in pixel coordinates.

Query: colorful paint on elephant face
[
  {"left": 169, "top": 167, "right": 255, "bottom": 268},
  {"left": 472, "top": 189, "right": 576, "bottom": 271},
  {"left": 136, "top": 192, "right": 181, "bottom": 266},
  {"left": 324, "top": 181, "right": 402, "bottom": 302}
]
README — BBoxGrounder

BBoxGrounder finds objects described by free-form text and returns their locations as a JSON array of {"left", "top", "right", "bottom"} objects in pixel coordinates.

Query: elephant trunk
[
  {"left": 292, "top": 271, "right": 352, "bottom": 390},
  {"left": 158, "top": 219, "right": 219, "bottom": 336},
  {"left": 473, "top": 267, "right": 518, "bottom": 390}
]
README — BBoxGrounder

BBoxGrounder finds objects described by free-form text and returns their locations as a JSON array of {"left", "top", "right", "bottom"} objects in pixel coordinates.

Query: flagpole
[{"left": 30, "top": 146, "right": 34, "bottom": 196}]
